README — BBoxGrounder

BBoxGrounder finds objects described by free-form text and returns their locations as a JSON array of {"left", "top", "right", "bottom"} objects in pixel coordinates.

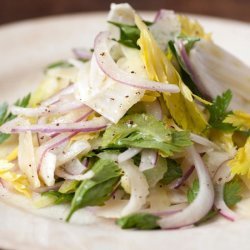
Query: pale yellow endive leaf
[
  {"left": 228, "top": 137, "right": 250, "bottom": 178},
  {"left": 224, "top": 111, "right": 250, "bottom": 131},
  {"left": 135, "top": 14, "right": 207, "bottom": 134},
  {"left": 0, "top": 160, "right": 31, "bottom": 197}
]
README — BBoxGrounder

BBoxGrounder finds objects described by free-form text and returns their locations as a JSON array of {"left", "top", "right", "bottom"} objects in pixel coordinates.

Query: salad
[{"left": 0, "top": 3, "right": 250, "bottom": 230}]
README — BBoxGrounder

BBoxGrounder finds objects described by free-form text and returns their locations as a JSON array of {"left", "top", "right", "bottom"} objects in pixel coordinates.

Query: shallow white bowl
[{"left": 0, "top": 12, "right": 250, "bottom": 250}]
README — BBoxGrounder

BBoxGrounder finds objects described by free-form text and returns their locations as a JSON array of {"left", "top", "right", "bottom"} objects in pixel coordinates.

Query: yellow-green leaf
[
  {"left": 178, "top": 15, "right": 211, "bottom": 40},
  {"left": 135, "top": 15, "right": 207, "bottom": 134},
  {"left": 228, "top": 137, "right": 250, "bottom": 178},
  {"left": 0, "top": 160, "right": 31, "bottom": 197},
  {"left": 224, "top": 111, "right": 250, "bottom": 131}
]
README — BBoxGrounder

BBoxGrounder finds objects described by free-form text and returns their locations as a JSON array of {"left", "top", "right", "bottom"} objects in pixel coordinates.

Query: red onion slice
[
  {"left": 172, "top": 165, "right": 195, "bottom": 189},
  {"left": 39, "top": 152, "right": 57, "bottom": 186},
  {"left": 214, "top": 184, "right": 238, "bottom": 221},
  {"left": 41, "top": 83, "right": 75, "bottom": 106},
  {"left": 94, "top": 32, "right": 180, "bottom": 93},
  {"left": 177, "top": 40, "right": 211, "bottom": 99},
  {"left": 35, "top": 114, "right": 97, "bottom": 173},
  {"left": 159, "top": 146, "right": 214, "bottom": 229},
  {"left": 154, "top": 9, "right": 166, "bottom": 22},
  {"left": 118, "top": 148, "right": 141, "bottom": 163},
  {"left": 119, "top": 160, "right": 149, "bottom": 216},
  {"left": 49, "top": 109, "right": 94, "bottom": 138},
  {"left": 2, "top": 117, "right": 108, "bottom": 134},
  {"left": 55, "top": 167, "right": 94, "bottom": 181},
  {"left": 36, "top": 132, "right": 78, "bottom": 172},
  {"left": 72, "top": 48, "right": 92, "bottom": 60},
  {"left": 10, "top": 100, "right": 85, "bottom": 117},
  {"left": 139, "top": 149, "right": 158, "bottom": 171},
  {"left": 213, "top": 159, "right": 234, "bottom": 185},
  {"left": 56, "top": 140, "right": 91, "bottom": 167},
  {"left": 64, "top": 159, "right": 88, "bottom": 175},
  {"left": 37, "top": 116, "right": 50, "bottom": 145},
  {"left": 82, "top": 158, "right": 89, "bottom": 168},
  {"left": 145, "top": 100, "right": 162, "bottom": 120}
]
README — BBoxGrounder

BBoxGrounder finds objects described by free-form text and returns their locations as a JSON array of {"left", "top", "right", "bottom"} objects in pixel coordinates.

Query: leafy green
[
  {"left": 0, "top": 93, "right": 31, "bottom": 144},
  {"left": 224, "top": 178, "right": 242, "bottom": 207},
  {"left": 42, "top": 191, "right": 74, "bottom": 205},
  {"left": 59, "top": 180, "right": 80, "bottom": 194},
  {"left": 207, "top": 90, "right": 235, "bottom": 131},
  {"left": 46, "top": 60, "right": 72, "bottom": 71},
  {"left": 116, "top": 213, "right": 160, "bottom": 230},
  {"left": 160, "top": 159, "right": 182, "bottom": 185},
  {"left": 186, "top": 178, "right": 219, "bottom": 225},
  {"left": 15, "top": 94, "right": 31, "bottom": 108},
  {"left": 108, "top": 20, "right": 152, "bottom": 49},
  {"left": 97, "top": 150, "right": 120, "bottom": 160},
  {"left": 187, "top": 179, "right": 199, "bottom": 203},
  {"left": 0, "top": 102, "right": 9, "bottom": 144},
  {"left": 102, "top": 114, "right": 192, "bottom": 157},
  {"left": 0, "top": 103, "right": 8, "bottom": 125},
  {"left": 66, "top": 159, "right": 122, "bottom": 221},
  {"left": 187, "top": 177, "right": 242, "bottom": 208},
  {"left": 0, "top": 94, "right": 31, "bottom": 125},
  {"left": 144, "top": 157, "right": 168, "bottom": 187},
  {"left": 177, "top": 35, "right": 200, "bottom": 53},
  {"left": 109, "top": 21, "right": 140, "bottom": 49},
  {"left": 132, "top": 153, "right": 141, "bottom": 166},
  {"left": 0, "top": 133, "right": 11, "bottom": 144},
  {"left": 193, "top": 177, "right": 242, "bottom": 225}
]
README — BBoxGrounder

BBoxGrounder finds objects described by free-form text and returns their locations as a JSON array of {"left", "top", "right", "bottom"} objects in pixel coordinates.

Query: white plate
[{"left": 0, "top": 12, "right": 250, "bottom": 250}]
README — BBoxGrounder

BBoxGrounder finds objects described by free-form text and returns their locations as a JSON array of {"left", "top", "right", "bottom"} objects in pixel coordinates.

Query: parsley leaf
[
  {"left": 66, "top": 159, "right": 122, "bottom": 221},
  {"left": 42, "top": 191, "right": 74, "bottom": 205},
  {"left": 0, "top": 103, "right": 8, "bottom": 125},
  {"left": 108, "top": 21, "right": 152, "bottom": 49},
  {"left": 187, "top": 179, "right": 199, "bottom": 203},
  {"left": 160, "top": 159, "right": 182, "bottom": 185},
  {"left": 186, "top": 178, "right": 241, "bottom": 225},
  {"left": 207, "top": 90, "right": 235, "bottom": 131},
  {"left": 58, "top": 180, "right": 80, "bottom": 194},
  {"left": 188, "top": 178, "right": 242, "bottom": 208},
  {"left": 116, "top": 213, "right": 160, "bottom": 230},
  {"left": 187, "top": 180, "right": 219, "bottom": 225},
  {"left": 109, "top": 21, "right": 140, "bottom": 49},
  {"left": 177, "top": 35, "right": 200, "bottom": 53},
  {"left": 15, "top": 93, "right": 31, "bottom": 108},
  {"left": 46, "top": 60, "right": 72, "bottom": 71},
  {"left": 224, "top": 178, "right": 242, "bottom": 207},
  {"left": 0, "top": 93, "right": 31, "bottom": 144},
  {"left": 102, "top": 114, "right": 192, "bottom": 157}
]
